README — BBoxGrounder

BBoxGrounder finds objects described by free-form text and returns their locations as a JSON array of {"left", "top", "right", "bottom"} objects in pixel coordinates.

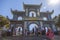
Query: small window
[
  {"left": 43, "top": 17, "right": 47, "bottom": 20},
  {"left": 29, "top": 11, "right": 36, "bottom": 17},
  {"left": 18, "top": 16, "right": 22, "bottom": 20}
]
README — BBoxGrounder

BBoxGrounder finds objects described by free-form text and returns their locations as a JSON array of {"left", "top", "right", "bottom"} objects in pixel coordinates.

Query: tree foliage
[
  {"left": 56, "top": 14, "right": 60, "bottom": 27},
  {"left": 0, "top": 15, "right": 10, "bottom": 28}
]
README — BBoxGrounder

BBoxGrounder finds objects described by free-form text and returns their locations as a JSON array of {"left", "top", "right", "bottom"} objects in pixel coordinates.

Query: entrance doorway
[
  {"left": 29, "top": 23, "right": 38, "bottom": 31},
  {"left": 16, "top": 27, "right": 22, "bottom": 36},
  {"left": 28, "top": 23, "right": 39, "bottom": 35}
]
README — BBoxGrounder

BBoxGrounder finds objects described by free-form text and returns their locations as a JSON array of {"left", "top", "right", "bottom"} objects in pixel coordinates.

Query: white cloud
[{"left": 47, "top": 0, "right": 60, "bottom": 6}]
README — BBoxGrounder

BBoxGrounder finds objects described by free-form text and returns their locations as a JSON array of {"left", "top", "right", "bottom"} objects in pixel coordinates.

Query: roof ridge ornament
[
  {"left": 23, "top": 3, "right": 42, "bottom": 9},
  {"left": 40, "top": 3, "right": 42, "bottom": 7},
  {"left": 10, "top": 8, "right": 13, "bottom": 12},
  {"left": 51, "top": 10, "right": 54, "bottom": 13}
]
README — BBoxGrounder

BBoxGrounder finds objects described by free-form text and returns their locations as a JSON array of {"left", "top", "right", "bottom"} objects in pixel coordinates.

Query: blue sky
[{"left": 0, "top": 0, "right": 60, "bottom": 19}]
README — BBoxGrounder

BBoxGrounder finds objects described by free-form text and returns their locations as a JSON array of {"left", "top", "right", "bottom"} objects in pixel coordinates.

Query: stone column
[
  {"left": 37, "top": 9, "right": 40, "bottom": 17},
  {"left": 52, "top": 24, "right": 56, "bottom": 32},
  {"left": 24, "top": 21, "right": 27, "bottom": 36},
  {"left": 13, "top": 24, "right": 16, "bottom": 36},
  {"left": 40, "top": 21, "right": 43, "bottom": 29},
  {"left": 22, "top": 26, "right": 24, "bottom": 36},
  {"left": 13, "top": 15, "right": 18, "bottom": 20},
  {"left": 25, "top": 8, "right": 28, "bottom": 16},
  {"left": 48, "top": 14, "right": 51, "bottom": 20}
]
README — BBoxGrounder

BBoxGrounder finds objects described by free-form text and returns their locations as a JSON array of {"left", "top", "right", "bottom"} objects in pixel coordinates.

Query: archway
[
  {"left": 29, "top": 23, "right": 38, "bottom": 31},
  {"left": 29, "top": 11, "right": 36, "bottom": 17},
  {"left": 16, "top": 26, "right": 22, "bottom": 36},
  {"left": 28, "top": 23, "right": 40, "bottom": 35}
]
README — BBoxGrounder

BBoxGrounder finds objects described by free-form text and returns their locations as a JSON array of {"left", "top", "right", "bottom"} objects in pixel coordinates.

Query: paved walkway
[
  {"left": 54, "top": 35, "right": 60, "bottom": 40},
  {"left": 0, "top": 35, "right": 60, "bottom": 40}
]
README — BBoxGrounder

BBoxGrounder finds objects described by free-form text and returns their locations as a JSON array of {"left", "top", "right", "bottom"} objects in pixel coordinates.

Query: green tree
[
  {"left": 56, "top": 14, "right": 60, "bottom": 27},
  {"left": 0, "top": 15, "right": 10, "bottom": 28}
]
